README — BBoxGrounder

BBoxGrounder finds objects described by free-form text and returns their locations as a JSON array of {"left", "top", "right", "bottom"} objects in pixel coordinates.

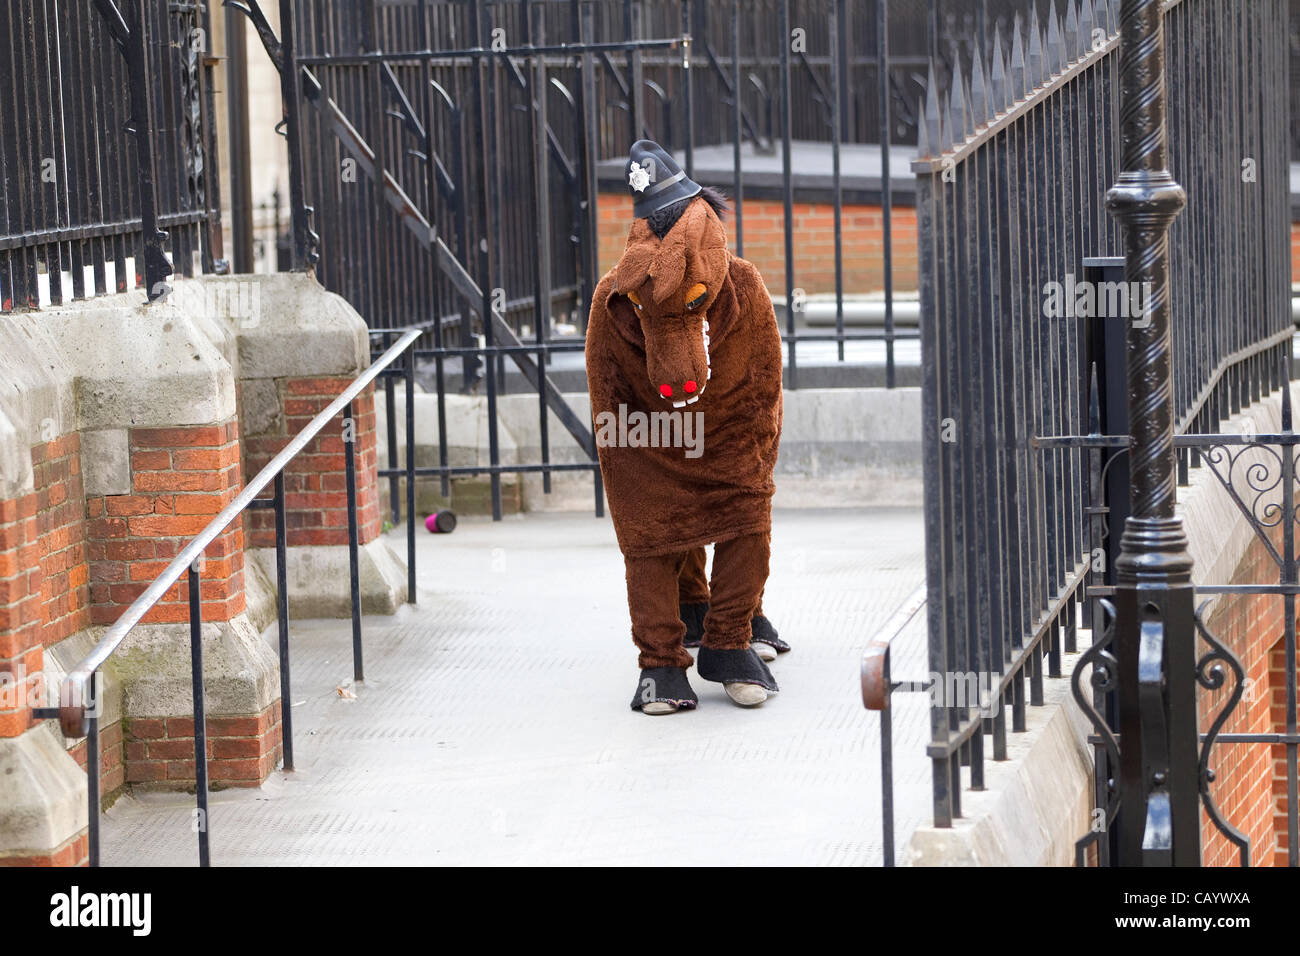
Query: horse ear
[
  {"left": 649, "top": 200, "right": 711, "bottom": 302},
  {"left": 614, "top": 218, "right": 657, "bottom": 296},
  {"left": 678, "top": 198, "right": 729, "bottom": 299}
]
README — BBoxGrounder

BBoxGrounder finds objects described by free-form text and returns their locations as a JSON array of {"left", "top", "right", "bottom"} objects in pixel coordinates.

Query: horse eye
[
  {"left": 626, "top": 292, "right": 643, "bottom": 311},
  {"left": 685, "top": 285, "right": 707, "bottom": 310}
]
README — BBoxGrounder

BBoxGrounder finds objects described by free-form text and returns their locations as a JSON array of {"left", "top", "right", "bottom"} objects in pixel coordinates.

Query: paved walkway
[{"left": 100, "top": 507, "right": 932, "bottom": 866}]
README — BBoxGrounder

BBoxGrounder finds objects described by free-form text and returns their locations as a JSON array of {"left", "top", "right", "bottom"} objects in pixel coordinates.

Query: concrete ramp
[{"left": 98, "top": 508, "right": 928, "bottom": 866}]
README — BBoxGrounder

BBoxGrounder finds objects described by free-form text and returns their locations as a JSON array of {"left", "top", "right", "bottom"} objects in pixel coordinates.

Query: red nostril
[
  {"left": 659, "top": 383, "right": 673, "bottom": 398},
  {"left": 684, "top": 380, "right": 697, "bottom": 393}
]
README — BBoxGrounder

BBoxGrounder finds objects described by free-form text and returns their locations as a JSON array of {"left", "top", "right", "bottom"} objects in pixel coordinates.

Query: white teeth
[
  {"left": 673, "top": 400, "right": 686, "bottom": 408},
  {"left": 686, "top": 395, "right": 699, "bottom": 405},
  {"left": 701, "top": 322, "right": 712, "bottom": 383}
]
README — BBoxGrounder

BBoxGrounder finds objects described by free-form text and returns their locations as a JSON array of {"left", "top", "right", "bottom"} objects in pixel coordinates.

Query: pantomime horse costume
[{"left": 586, "top": 140, "right": 790, "bottom": 715}]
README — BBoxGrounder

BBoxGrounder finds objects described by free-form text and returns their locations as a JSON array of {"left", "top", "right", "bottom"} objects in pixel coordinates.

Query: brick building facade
[{"left": 0, "top": 273, "right": 386, "bottom": 865}]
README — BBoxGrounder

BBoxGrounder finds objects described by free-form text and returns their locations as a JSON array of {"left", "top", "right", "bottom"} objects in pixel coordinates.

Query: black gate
[
  {"left": 0, "top": 0, "right": 223, "bottom": 312},
  {"left": 227, "top": 0, "right": 952, "bottom": 520},
  {"left": 231, "top": 0, "right": 642, "bottom": 520},
  {"left": 866, "top": 0, "right": 1297, "bottom": 867}
]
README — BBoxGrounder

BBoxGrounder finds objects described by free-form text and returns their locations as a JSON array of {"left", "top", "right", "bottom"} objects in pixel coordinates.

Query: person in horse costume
[{"left": 586, "top": 140, "right": 790, "bottom": 715}]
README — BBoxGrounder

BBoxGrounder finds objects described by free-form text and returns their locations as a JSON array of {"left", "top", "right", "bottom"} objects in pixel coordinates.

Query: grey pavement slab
[{"left": 99, "top": 507, "right": 930, "bottom": 866}]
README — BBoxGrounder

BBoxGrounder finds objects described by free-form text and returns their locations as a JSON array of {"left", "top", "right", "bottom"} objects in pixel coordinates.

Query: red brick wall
[
  {"left": 68, "top": 721, "right": 124, "bottom": 802},
  {"left": 2, "top": 345, "right": 389, "bottom": 855},
  {"left": 243, "top": 379, "right": 381, "bottom": 549},
  {"left": 1268, "top": 639, "right": 1298, "bottom": 865},
  {"left": 32, "top": 436, "right": 90, "bottom": 648},
  {"left": 598, "top": 196, "right": 1300, "bottom": 292},
  {"left": 601, "top": 197, "right": 1295, "bottom": 292},
  {"left": 1200, "top": 526, "right": 1297, "bottom": 867},
  {"left": 1, "top": 416, "right": 289, "bottom": 819},
  {"left": 597, "top": 192, "right": 918, "bottom": 295},
  {"left": 601, "top": 203, "right": 1299, "bottom": 291},
  {"left": 0, "top": 496, "right": 42, "bottom": 739},
  {"left": 0, "top": 433, "right": 89, "bottom": 739},
  {"left": 86, "top": 422, "right": 245, "bottom": 625},
  {"left": 123, "top": 702, "right": 282, "bottom": 789},
  {"left": 2, "top": 389, "right": 379, "bottom": 816},
  {"left": 77, "top": 419, "right": 288, "bottom": 792},
  {"left": 1, "top": 433, "right": 105, "bottom": 859}
]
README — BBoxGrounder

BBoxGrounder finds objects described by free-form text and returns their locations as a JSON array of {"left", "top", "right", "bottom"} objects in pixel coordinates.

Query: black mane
[{"left": 645, "top": 185, "right": 730, "bottom": 239}]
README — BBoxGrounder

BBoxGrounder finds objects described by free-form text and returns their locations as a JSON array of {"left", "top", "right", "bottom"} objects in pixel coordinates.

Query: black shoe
[
  {"left": 679, "top": 601, "right": 708, "bottom": 648},
  {"left": 696, "top": 646, "right": 779, "bottom": 692},
  {"left": 751, "top": 614, "right": 791, "bottom": 654},
  {"left": 631, "top": 666, "right": 699, "bottom": 714}
]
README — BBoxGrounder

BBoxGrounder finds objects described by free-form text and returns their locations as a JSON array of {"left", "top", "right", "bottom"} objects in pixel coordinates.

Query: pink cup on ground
[{"left": 425, "top": 511, "right": 457, "bottom": 533}]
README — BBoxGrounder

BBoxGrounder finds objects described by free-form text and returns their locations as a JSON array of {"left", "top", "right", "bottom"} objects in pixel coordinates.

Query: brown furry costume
[{"left": 585, "top": 142, "right": 783, "bottom": 707}]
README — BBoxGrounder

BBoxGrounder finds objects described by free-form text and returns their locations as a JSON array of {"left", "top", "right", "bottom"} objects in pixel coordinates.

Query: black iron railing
[
  {"left": 230, "top": 0, "right": 941, "bottom": 523},
  {"left": 230, "top": 0, "right": 618, "bottom": 520},
  {"left": 859, "top": 581, "right": 926, "bottom": 867},
  {"left": 910, "top": 0, "right": 1291, "bottom": 852},
  {"left": 0, "top": 0, "right": 223, "bottom": 312},
  {"left": 34, "top": 329, "right": 421, "bottom": 867},
  {"left": 230, "top": 0, "right": 949, "bottom": 405},
  {"left": 1057, "top": 0, "right": 1295, "bottom": 868},
  {"left": 371, "top": 326, "right": 604, "bottom": 524}
]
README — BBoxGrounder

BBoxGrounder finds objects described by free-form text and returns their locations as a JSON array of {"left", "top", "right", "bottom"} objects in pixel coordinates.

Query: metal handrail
[
  {"left": 55, "top": 328, "right": 422, "bottom": 738},
  {"left": 860, "top": 581, "right": 926, "bottom": 868},
  {"left": 33, "top": 326, "right": 422, "bottom": 867}
]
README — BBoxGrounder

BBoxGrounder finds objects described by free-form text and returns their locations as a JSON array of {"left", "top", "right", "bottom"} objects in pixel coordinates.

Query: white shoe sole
[
  {"left": 724, "top": 683, "right": 769, "bottom": 707},
  {"left": 753, "top": 642, "right": 778, "bottom": 662},
  {"left": 642, "top": 701, "right": 680, "bottom": 715}
]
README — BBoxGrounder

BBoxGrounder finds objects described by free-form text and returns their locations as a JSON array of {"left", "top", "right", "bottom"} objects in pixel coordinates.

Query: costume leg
[
  {"left": 624, "top": 550, "right": 694, "bottom": 669},
  {"left": 702, "top": 532, "right": 770, "bottom": 650},
  {"left": 676, "top": 546, "right": 710, "bottom": 603},
  {"left": 677, "top": 546, "right": 710, "bottom": 648},
  {"left": 697, "top": 532, "right": 778, "bottom": 696}
]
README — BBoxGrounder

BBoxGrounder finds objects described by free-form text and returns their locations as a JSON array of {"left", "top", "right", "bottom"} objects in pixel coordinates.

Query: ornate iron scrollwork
[
  {"left": 177, "top": 3, "right": 207, "bottom": 218},
  {"left": 1073, "top": 599, "right": 1121, "bottom": 864},
  {"left": 1200, "top": 442, "right": 1287, "bottom": 551},
  {"left": 1192, "top": 601, "right": 1251, "bottom": 866}
]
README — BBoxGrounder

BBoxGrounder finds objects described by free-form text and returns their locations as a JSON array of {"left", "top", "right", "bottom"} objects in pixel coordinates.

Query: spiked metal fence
[
  {"left": 907, "top": 0, "right": 1292, "bottom": 855},
  {"left": 233, "top": 0, "right": 944, "bottom": 523},
  {"left": 0, "top": 0, "right": 223, "bottom": 312}
]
